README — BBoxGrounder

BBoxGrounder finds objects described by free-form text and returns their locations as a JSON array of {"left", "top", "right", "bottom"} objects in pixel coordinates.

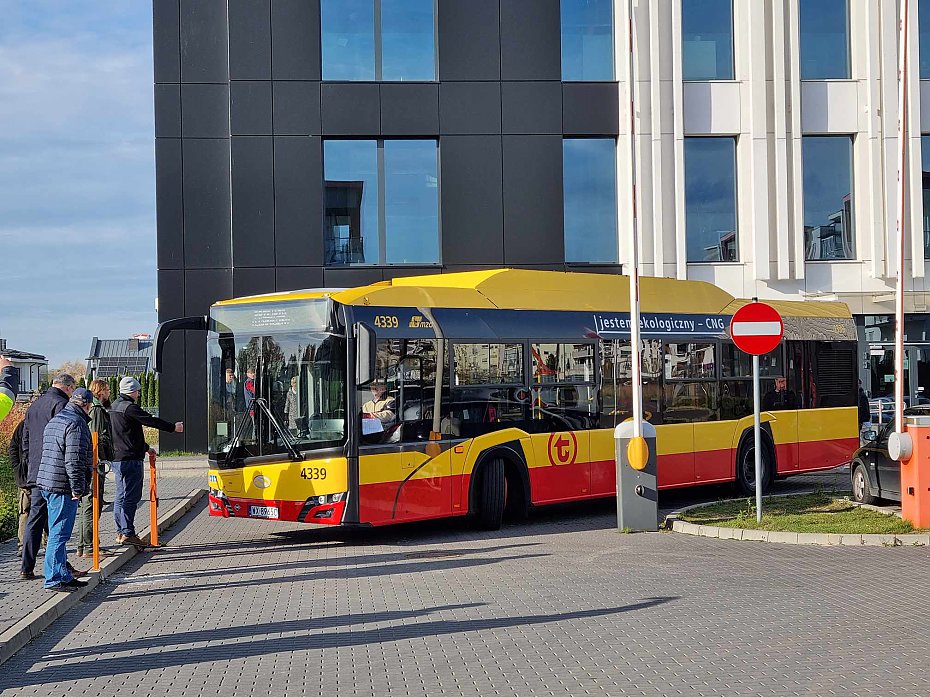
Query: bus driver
[{"left": 362, "top": 381, "right": 396, "bottom": 429}]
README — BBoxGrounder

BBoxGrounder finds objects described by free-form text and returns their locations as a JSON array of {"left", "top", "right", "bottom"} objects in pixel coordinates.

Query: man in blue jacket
[
  {"left": 36, "top": 388, "right": 94, "bottom": 591},
  {"left": 0, "top": 355, "right": 19, "bottom": 424},
  {"left": 20, "top": 374, "right": 75, "bottom": 580}
]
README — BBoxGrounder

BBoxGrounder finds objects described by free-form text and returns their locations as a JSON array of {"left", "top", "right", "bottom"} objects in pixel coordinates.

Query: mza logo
[
  {"left": 547, "top": 432, "right": 578, "bottom": 466},
  {"left": 409, "top": 315, "right": 433, "bottom": 329}
]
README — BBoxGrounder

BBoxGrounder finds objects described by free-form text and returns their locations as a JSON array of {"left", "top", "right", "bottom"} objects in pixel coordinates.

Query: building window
[
  {"left": 324, "top": 140, "right": 439, "bottom": 266},
  {"left": 681, "top": 0, "right": 734, "bottom": 81},
  {"left": 922, "top": 135, "right": 930, "bottom": 259},
  {"left": 561, "top": 0, "right": 614, "bottom": 81},
  {"left": 921, "top": 2, "right": 930, "bottom": 79},
  {"left": 684, "top": 137, "right": 738, "bottom": 262},
  {"left": 802, "top": 135, "right": 854, "bottom": 261},
  {"left": 563, "top": 138, "right": 618, "bottom": 263},
  {"left": 321, "top": 0, "right": 436, "bottom": 81},
  {"left": 799, "top": 0, "right": 849, "bottom": 80}
]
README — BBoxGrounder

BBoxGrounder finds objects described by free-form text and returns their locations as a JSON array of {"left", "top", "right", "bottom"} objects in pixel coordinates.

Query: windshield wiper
[{"left": 251, "top": 398, "right": 304, "bottom": 461}]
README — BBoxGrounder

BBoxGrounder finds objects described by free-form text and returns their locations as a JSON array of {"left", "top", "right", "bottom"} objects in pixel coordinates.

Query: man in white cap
[{"left": 109, "top": 376, "right": 183, "bottom": 548}]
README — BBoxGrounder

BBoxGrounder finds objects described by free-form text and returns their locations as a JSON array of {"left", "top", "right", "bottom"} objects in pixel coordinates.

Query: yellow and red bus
[{"left": 154, "top": 269, "right": 859, "bottom": 530}]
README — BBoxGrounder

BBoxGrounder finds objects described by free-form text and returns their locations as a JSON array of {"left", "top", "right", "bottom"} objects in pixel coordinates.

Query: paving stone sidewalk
[
  {"left": 0, "top": 457, "right": 206, "bottom": 637},
  {"left": 3, "top": 464, "right": 927, "bottom": 696}
]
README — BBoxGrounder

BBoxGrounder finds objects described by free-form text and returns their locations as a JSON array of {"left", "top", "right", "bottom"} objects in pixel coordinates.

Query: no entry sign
[{"left": 729, "top": 302, "right": 784, "bottom": 356}]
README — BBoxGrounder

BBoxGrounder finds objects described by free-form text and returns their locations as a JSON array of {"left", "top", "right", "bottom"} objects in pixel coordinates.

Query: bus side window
[{"left": 599, "top": 339, "right": 663, "bottom": 427}]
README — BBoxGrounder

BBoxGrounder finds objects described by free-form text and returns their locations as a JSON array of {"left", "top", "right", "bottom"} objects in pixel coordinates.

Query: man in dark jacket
[
  {"left": 0, "top": 355, "right": 18, "bottom": 423},
  {"left": 9, "top": 419, "right": 29, "bottom": 550},
  {"left": 110, "top": 377, "right": 183, "bottom": 548},
  {"left": 20, "top": 374, "right": 76, "bottom": 580},
  {"left": 36, "top": 388, "right": 94, "bottom": 591}
]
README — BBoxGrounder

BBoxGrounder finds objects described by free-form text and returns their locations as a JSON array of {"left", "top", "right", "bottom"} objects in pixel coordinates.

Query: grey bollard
[{"left": 614, "top": 420, "right": 658, "bottom": 532}]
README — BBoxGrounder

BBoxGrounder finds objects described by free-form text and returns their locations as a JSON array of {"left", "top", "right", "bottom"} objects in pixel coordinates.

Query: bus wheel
[
  {"left": 735, "top": 436, "right": 772, "bottom": 497},
  {"left": 475, "top": 458, "right": 505, "bottom": 530}
]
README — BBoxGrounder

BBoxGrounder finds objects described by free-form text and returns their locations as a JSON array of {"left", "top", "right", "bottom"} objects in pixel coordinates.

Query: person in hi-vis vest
[{"left": 0, "top": 355, "right": 19, "bottom": 423}]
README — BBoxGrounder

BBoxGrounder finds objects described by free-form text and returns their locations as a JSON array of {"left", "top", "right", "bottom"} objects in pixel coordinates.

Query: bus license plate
[{"left": 248, "top": 505, "right": 279, "bottom": 519}]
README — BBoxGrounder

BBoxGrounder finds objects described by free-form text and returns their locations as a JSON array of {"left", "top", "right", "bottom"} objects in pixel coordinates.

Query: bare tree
[{"left": 50, "top": 360, "right": 86, "bottom": 380}]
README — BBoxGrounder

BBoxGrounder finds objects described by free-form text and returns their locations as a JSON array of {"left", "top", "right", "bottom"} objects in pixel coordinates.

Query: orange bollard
[
  {"left": 92, "top": 432, "right": 100, "bottom": 571},
  {"left": 901, "top": 416, "right": 930, "bottom": 528},
  {"left": 149, "top": 451, "right": 158, "bottom": 547}
]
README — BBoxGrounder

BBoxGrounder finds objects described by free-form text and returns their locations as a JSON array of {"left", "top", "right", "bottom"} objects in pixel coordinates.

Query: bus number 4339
[{"left": 300, "top": 467, "right": 327, "bottom": 480}]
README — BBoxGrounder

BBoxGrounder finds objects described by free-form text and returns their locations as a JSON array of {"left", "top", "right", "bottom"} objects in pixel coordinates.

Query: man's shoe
[
  {"left": 121, "top": 534, "right": 148, "bottom": 549},
  {"left": 48, "top": 584, "right": 76, "bottom": 592},
  {"left": 19, "top": 571, "right": 36, "bottom": 581},
  {"left": 62, "top": 578, "right": 88, "bottom": 588},
  {"left": 66, "top": 562, "right": 87, "bottom": 578}
]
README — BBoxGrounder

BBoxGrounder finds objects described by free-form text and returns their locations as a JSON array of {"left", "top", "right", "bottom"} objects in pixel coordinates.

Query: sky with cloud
[{"left": 0, "top": 1, "right": 155, "bottom": 367}]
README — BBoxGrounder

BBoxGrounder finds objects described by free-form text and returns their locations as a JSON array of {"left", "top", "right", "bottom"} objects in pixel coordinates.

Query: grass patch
[
  {"left": 680, "top": 493, "right": 922, "bottom": 535},
  {"left": 0, "top": 455, "right": 18, "bottom": 543},
  {"left": 157, "top": 451, "right": 202, "bottom": 458}
]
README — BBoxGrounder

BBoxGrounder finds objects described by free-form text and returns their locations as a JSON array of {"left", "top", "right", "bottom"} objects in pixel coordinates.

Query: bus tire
[
  {"left": 475, "top": 458, "right": 505, "bottom": 530},
  {"left": 735, "top": 432, "right": 774, "bottom": 497}
]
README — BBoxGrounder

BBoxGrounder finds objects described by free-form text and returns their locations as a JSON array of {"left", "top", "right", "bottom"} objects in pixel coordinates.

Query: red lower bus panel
[{"left": 208, "top": 493, "right": 345, "bottom": 525}]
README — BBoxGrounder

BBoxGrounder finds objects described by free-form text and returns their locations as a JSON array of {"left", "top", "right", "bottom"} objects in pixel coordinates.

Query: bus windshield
[{"left": 207, "top": 302, "right": 346, "bottom": 461}]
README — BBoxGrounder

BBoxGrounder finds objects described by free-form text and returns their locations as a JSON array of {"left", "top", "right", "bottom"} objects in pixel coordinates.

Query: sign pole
[
  {"left": 91, "top": 432, "right": 100, "bottom": 571},
  {"left": 752, "top": 352, "right": 762, "bottom": 522}
]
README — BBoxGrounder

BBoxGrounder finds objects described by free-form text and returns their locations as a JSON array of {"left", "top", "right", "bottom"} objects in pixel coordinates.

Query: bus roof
[{"left": 213, "top": 268, "right": 851, "bottom": 320}]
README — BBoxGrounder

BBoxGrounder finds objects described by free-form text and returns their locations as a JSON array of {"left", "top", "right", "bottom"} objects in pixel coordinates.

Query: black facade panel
[
  {"left": 438, "top": 0, "right": 501, "bottom": 81},
  {"left": 439, "top": 136, "right": 504, "bottom": 265},
  {"left": 502, "top": 135, "right": 564, "bottom": 265},
  {"left": 500, "top": 0, "right": 561, "bottom": 81},
  {"left": 323, "top": 268, "right": 385, "bottom": 287},
  {"left": 276, "top": 266, "right": 323, "bottom": 292},
  {"left": 181, "top": 84, "right": 231, "bottom": 138},
  {"left": 232, "top": 137, "right": 275, "bottom": 267},
  {"left": 183, "top": 332, "right": 208, "bottom": 452},
  {"left": 231, "top": 81, "right": 273, "bottom": 135},
  {"left": 179, "top": 0, "right": 229, "bottom": 83},
  {"left": 439, "top": 82, "right": 501, "bottom": 135},
  {"left": 562, "top": 82, "right": 620, "bottom": 136},
  {"left": 273, "top": 82, "right": 322, "bottom": 135},
  {"left": 274, "top": 136, "right": 323, "bottom": 266},
  {"left": 157, "top": 269, "right": 186, "bottom": 451},
  {"left": 321, "top": 83, "right": 380, "bottom": 135},
  {"left": 153, "top": 0, "right": 181, "bottom": 83},
  {"left": 228, "top": 0, "right": 272, "bottom": 80},
  {"left": 182, "top": 139, "right": 232, "bottom": 269},
  {"left": 154, "top": 84, "right": 181, "bottom": 138},
  {"left": 234, "top": 267, "right": 276, "bottom": 297},
  {"left": 156, "top": 138, "right": 184, "bottom": 270},
  {"left": 380, "top": 84, "right": 439, "bottom": 136},
  {"left": 501, "top": 81, "right": 562, "bottom": 135},
  {"left": 271, "top": 0, "right": 321, "bottom": 80}
]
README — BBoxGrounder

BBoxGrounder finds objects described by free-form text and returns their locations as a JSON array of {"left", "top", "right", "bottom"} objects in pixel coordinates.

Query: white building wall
[{"left": 618, "top": 0, "right": 928, "bottom": 316}]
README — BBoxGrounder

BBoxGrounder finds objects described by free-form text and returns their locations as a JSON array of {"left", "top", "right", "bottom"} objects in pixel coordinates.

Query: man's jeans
[
  {"left": 21, "top": 487, "right": 49, "bottom": 574},
  {"left": 41, "top": 490, "right": 78, "bottom": 588},
  {"left": 112, "top": 460, "right": 144, "bottom": 537}
]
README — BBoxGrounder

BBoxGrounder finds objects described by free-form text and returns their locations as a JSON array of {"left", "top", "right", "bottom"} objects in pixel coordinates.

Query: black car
[{"left": 850, "top": 406, "right": 930, "bottom": 504}]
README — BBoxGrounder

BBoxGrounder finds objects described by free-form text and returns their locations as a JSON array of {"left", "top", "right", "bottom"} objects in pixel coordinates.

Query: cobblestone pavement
[
  {"left": 2, "top": 464, "right": 928, "bottom": 696},
  {"left": 0, "top": 458, "right": 205, "bottom": 636}
]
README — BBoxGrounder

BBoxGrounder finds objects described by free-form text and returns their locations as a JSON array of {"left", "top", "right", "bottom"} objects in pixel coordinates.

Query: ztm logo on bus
[
  {"left": 547, "top": 432, "right": 578, "bottom": 466},
  {"left": 729, "top": 302, "right": 784, "bottom": 356}
]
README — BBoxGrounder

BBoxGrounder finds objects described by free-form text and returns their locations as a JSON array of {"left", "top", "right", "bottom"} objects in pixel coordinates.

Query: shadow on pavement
[{"left": 0, "top": 597, "right": 677, "bottom": 690}]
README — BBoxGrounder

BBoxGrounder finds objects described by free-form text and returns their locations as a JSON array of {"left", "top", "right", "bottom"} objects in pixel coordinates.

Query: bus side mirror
[{"left": 356, "top": 322, "right": 376, "bottom": 386}]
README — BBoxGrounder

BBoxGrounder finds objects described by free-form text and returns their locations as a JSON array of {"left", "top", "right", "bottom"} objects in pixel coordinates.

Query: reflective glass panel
[
  {"left": 453, "top": 344, "right": 524, "bottom": 385},
  {"left": 684, "top": 137, "right": 738, "bottom": 262},
  {"left": 382, "top": 0, "right": 435, "bottom": 81},
  {"left": 921, "top": 2, "right": 930, "bottom": 79},
  {"left": 681, "top": 0, "right": 734, "bottom": 80},
  {"left": 802, "top": 136, "right": 854, "bottom": 260},
  {"left": 531, "top": 343, "right": 595, "bottom": 383},
  {"left": 563, "top": 138, "right": 618, "bottom": 263},
  {"left": 321, "top": 0, "right": 375, "bottom": 80},
  {"left": 922, "top": 136, "right": 930, "bottom": 259},
  {"left": 384, "top": 140, "right": 439, "bottom": 263},
  {"left": 664, "top": 343, "right": 716, "bottom": 381},
  {"left": 663, "top": 382, "right": 719, "bottom": 423},
  {"left": 561, "top": 0, "right": 614, "bottom": 81},
  {"left": 799, "top": 0, "right": 849, "bottom": 79},
  {"left": 324, "top": 140, "right": 379, "bottom": 265}
]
